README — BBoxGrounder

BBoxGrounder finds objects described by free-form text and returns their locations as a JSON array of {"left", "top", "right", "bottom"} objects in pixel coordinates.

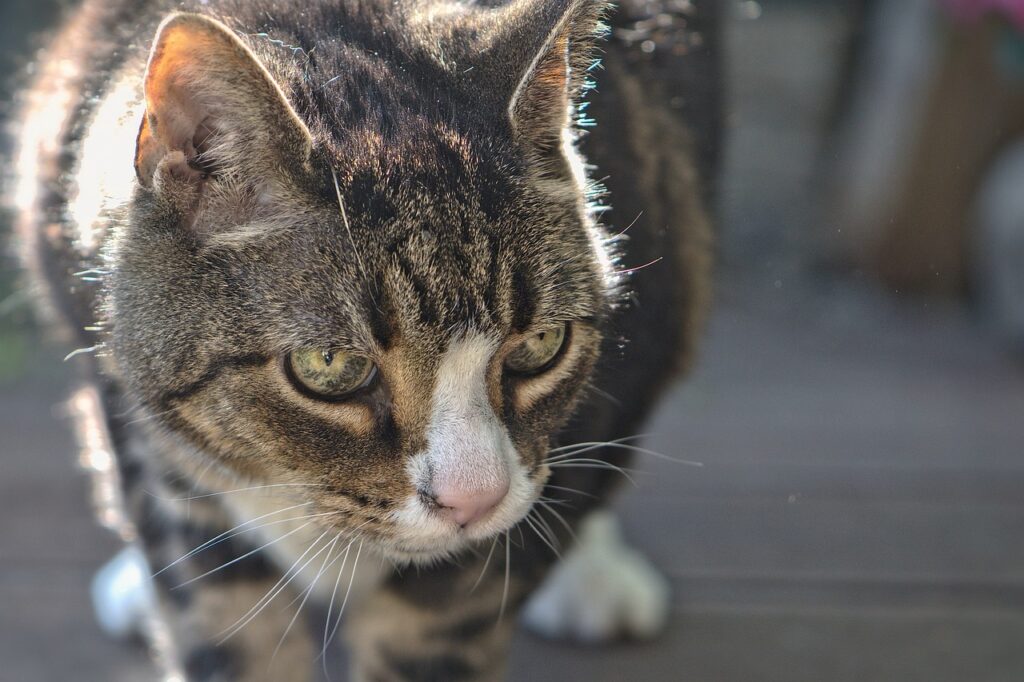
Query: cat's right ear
[
  {"left": 134, "top": 13, "right": 312, "bottom": 190},
  {"left": 461, "top": 0, "right": 607, "bottom": 175}
]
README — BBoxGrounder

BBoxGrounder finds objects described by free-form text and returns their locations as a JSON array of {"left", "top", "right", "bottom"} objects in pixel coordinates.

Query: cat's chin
[
  {"left": 381, "top": 544, "right": 462, "bottom": 566},
  {"left": 379, "top": 510, "right": 532, "bottom": 566},
  {"left": 379, "top": 529, "right": 506, "bottom": 566}
]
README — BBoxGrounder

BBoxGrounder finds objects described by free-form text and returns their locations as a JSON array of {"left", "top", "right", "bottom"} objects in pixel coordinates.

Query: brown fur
[{"left": 8, "top": 0, "right": 718, "bottom": 678}]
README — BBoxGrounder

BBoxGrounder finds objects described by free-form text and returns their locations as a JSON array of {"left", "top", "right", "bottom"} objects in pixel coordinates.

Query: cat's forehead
[
  {"left": 287, "top": 145, "right": 602, "bottom": 333},
  {"left": 259, "top": 211, "right": 602, "bottom": 354},
  {"left": 367, "top": 231, "right": 588, "bottom": 341},
  {"left": 326, "top": 118, "right": 507, "bottom": 205}
]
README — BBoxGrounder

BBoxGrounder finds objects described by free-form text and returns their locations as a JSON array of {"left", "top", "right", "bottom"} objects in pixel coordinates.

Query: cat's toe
[{"left": 522, "top": 510, "right": 670, "bottom": 643}]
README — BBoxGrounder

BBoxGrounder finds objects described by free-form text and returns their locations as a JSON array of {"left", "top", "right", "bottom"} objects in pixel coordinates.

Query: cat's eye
[
  {"left": 285, "top": 349, "right": 376, "bottom": 400},
  {"left": 505, "top": 323, "right": 569, "bottom": 376}
]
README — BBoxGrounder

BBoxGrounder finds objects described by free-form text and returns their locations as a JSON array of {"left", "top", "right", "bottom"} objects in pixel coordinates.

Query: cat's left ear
[
  {"left": 496, "top": 0, "right": 608, "bottom": 157},
  {"left": 134, "top": 12, "right": 313, "bottom": 189}
]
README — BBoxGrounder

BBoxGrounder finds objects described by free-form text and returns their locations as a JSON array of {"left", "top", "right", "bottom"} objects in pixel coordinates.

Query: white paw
[
  {"left": 91, "top": 545, "right": 156, "bottom": 640},
  {"left": 522, "top": 511, "right": 671, "bottom": 643}
]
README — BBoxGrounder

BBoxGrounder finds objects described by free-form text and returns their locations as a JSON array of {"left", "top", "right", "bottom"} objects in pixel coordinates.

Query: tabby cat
[{"left": 10, "top": 0, "right": 717, "bottom": 679}]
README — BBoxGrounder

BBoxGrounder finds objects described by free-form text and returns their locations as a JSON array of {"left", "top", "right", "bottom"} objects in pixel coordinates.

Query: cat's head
[{"left": 110, "top": 0, "right": 615, "bottom": 562}]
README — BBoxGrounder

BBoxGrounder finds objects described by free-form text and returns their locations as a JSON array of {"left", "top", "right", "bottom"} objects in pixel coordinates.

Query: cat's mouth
[
  {"left": 379, "top": 516, "right": 532, "bottom": 565},
  {"left": 377, "top": 477, "right": 544, "bottom": 564}
]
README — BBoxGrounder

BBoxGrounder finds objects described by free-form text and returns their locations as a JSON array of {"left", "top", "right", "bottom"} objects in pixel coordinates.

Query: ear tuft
[
  {"left": 510, "top": 30, "right": 572, "bottom": 152},
  {"left": 503, "top": 0, "right": 609, "bottom": 154},
  {"left": 134, "top": 13, "right": 312, "bottom": 189}
]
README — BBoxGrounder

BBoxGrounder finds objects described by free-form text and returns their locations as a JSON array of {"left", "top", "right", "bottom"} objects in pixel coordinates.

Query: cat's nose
[{"left": 433, "top": 480, "right": 510, "bottom": 527}]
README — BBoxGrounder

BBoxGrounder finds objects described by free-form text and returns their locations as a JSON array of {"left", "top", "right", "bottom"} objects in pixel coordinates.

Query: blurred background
[{"left": 2, "top": 0, "right": 1024, "bottom": 680}]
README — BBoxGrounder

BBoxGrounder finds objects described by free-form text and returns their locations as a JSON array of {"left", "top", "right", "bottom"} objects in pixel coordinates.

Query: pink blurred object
[{"left": 942, "top": 0, "right": 1024, "bottom": 31}]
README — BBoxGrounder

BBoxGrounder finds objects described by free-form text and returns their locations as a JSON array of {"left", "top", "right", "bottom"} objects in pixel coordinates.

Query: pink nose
[{"left": 434, "top": 481, "right": 510, "bottom": 527}]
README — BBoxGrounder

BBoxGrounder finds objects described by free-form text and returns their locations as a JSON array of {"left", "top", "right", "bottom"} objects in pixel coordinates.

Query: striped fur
[{"left": 9, "top": 0, "right": 718, "bottom": 678}]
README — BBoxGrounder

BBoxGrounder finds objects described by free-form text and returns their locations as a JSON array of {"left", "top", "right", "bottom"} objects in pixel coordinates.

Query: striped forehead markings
[{"left": 384, "top": 235, "right": 505, "bottom": 329}]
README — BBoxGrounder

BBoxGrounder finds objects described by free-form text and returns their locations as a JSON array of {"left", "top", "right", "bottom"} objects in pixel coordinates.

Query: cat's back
[{"left": 12, "top": 0, "right": 163, "bottom": 343}]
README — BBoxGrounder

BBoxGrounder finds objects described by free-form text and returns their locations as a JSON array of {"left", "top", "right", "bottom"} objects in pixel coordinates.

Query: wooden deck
[{"left": 3, "top": 277, "right": 1024, "bottom": 681}]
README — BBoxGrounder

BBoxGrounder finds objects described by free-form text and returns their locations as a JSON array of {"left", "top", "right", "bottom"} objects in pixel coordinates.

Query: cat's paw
[
  {"left": 91, "top": 545, "right": 156, "bottom": 640},
  {"left": 521, "top": 510, "right": 670, "bottom": 643}
]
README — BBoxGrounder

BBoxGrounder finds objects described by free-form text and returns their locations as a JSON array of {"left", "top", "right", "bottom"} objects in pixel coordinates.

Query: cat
[{"left": 9, "top": 0, "right": 716, "bottom": 679}]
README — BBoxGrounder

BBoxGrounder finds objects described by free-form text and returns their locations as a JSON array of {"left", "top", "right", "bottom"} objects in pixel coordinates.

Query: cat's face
[{"left": 109, "top": 5, "right": 614, "bottom": 561}]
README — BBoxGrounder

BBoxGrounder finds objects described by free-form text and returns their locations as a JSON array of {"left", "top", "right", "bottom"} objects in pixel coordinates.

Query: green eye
[
  {"left": 505, "top": 323, "right": 569, "bottom": 375},
  {"left": 286, "top": 349, "right": 376, "bottom": 400}
]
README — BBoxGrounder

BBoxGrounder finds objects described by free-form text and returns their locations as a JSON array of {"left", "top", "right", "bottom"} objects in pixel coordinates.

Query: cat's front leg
[
  {"left": 344, "top": 552, "right": 526, "bottom": 682},
  {"left": 521, "top": 511, "right": 671, "bottom": 643},
  {"left": 154, "top": 568, "right": 317, "bottom": 682},
  {"left": 129, "top": 494, "right": 319, "bottom": 682}
]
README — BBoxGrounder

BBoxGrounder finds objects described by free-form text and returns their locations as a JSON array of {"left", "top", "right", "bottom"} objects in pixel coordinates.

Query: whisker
[
  {"left": 547, "top": 441, "right": 702, "bottom": 467},
  {"left": 587, "top": 385, "right": 622, "bottom": 406},
  {"left": 321, "top": 541, "right": 353, "bottom": 677},
  {"left": 164, "top": 508, "right": 336, "bottom": 572},
  {"left": 312, "top": 523, "right": 371, "bottom": 675},
  {"left": 609, "top": 210, "right": 644, "bottom": 238},
  {"left": 612, "top": 256, "right": 664, "bottom": 276},
  {"left": 546, "top": 444, "right": 636, "bottom": 463},
  {"left": 537, "top": 501, "right": 578, "bottom": 544},
  {"left": 524, "top": 512, "right": 560, "bottom": 558},
  {"left": 322, "top": 539, "right": 364, "bottom": 655},
  {"left": 542, "top": 483, "right": 598, "bottom": 500},
  {"left": 172, "top": 519, "right": 316, "bottom": 590},
  {"left": 546, "top": 457, "right": 639, "bottom": 470},
  {"left": 545, "top": 459, "right": 639, "bottom": 484},
  {"left": 316, "top": 522, "right": 371, "bottom": 665},
  {"left": 470, "top": 536, "right": 499, "bottom": 594},
  {"left": 547, "top": 434, "right": 649, "bottom": 454},
  {"left": 531, "top": 506, "right": 562, "bottom": 548},
  {"left": 272, "top": 533, "right": 340, "bottom": 663},
  {"left": 154, "top": 502, "right": 313, "bottom": 576},
  {"left": 545, "top": 448, "right": 616, "bottom": 463},
  {"left": 331, "top": 166, "right": 368, "bottom": 282},
  {"left": 150, "top": 482, "right": 330, "bottom": 502},
  {"left": 497, "top": 531, "right": 511, "bottom": 624},
  {"left": 218, "top": 529, "right": 334, "bottom": 644},
  {"left": 280, "top": 532, "right": 346, "bottom": 611},
  {"left": 63, "top": 345, "right": 102, "bottom": 362}
]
